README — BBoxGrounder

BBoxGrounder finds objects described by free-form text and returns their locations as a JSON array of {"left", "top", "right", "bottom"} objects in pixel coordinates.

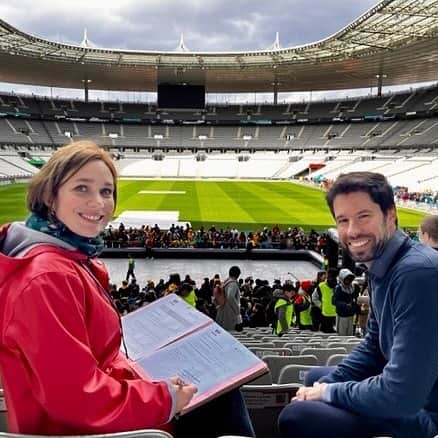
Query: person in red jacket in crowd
[{"left": 0, "top": 140, "right": 254, "bottom": 438}]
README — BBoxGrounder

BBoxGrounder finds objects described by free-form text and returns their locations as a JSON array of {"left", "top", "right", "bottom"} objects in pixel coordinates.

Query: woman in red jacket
[{"left": 0, "top": 141, "right": 254, "bottom": 437}]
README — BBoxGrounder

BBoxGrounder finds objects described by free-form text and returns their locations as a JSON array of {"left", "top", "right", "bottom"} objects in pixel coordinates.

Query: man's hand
[{"left": 292, "top": 382, "right": 327, "bottom": 401}]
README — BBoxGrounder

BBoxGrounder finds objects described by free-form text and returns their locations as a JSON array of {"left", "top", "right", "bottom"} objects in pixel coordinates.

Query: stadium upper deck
[
  {"left": 0, "top": 0, "right": 437, "bottom": 92},
  {"left": 0, "top": 86, "right": 438, "bottom": 151}
]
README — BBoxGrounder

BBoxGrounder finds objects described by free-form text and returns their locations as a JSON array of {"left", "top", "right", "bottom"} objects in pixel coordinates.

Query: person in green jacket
[
  {"left": 294, "top": 285, "right": 313, "bottom": 330},
  {"left": 274, "top": 282, "right": 297, "bottom": 336},
  {"left": 179, "top": 282, "right": 197, "bottom": 307},
  {"left": 126, "top": 254, "right": 136, "bottom": 281}
]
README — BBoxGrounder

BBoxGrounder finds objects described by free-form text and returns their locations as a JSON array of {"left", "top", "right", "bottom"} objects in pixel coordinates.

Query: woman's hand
[{"left": 170, "top": 376, "right": 198, "bottom": 414}]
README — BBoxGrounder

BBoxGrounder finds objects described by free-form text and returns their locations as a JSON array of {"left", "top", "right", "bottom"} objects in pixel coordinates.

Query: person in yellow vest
[
  {"left": 295, "top": 281, "right": 313, "bottom": 330},
  {"left": 179, "top": 282, "right": 197, "bottom": 307},
  {"left": 274, "top": 282, "right": 297, "bottom": 336},
  {"left": 315, "top": 268, "right": 338, "bottom": 333}
]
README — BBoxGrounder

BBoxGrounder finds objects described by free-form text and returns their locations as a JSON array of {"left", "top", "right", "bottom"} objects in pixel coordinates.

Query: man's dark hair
[
  {"left": 283, "top": 282, "right": 297, "bottom": 293},
  {"left": 229, "top": 265, "right": 241, "bottom": 279},
  {"left": 326, "top": 172, "right": 395, "bottom": 218},
  {"left": 326, "top": 268, "right": 338, "bottom": 280}
]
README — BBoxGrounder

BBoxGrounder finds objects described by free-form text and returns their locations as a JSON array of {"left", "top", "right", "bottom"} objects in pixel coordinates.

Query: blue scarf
[{"left": 25, "top": 213, "right": 104, "bottom": 257}]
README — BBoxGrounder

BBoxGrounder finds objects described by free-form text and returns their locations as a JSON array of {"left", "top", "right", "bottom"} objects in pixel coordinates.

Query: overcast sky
[
  {"left": 0, "top": 0, "right": 379, "bottom": 51},
  {"left": 0, "top": 0, "right": 432, "bottom": 101}
]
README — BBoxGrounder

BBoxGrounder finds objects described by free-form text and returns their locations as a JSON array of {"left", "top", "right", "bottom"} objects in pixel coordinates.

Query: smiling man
[{"left": 278, "top": 172, "right": 438, "bottom": 438}]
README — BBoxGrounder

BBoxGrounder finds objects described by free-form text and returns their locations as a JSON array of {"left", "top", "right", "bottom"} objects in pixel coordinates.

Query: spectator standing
[
  {"left": 294, "top": 284, "right": 312, "bottom": 330},
  {"left": 332, "top": 268, "right": 359, "bottom": 336},
  {"left": 315, "top": 268, "right": 338, "bottom": 333},
  {"left": 310, "top": 271, "right": 326, "bottom": 331},
  {"left": 126, "top": 254, "right": 136, "bottom": 281},
  {"left": 216, "top": 265, "right": 242, "bottom": 331},
  {"left": 198, "top": 277, "right": 213, "bottom": 303},
  {"left": 356, "top": 280, "right": 370, "bottom": 337},
  {"left": 273, "top": 283, "right": 297, "bottom": 336}
]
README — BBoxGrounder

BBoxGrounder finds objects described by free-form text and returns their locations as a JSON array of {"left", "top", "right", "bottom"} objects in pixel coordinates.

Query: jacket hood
[
  {"left": 0, "top": 222, "right": 78, "bottom": 286},
  {"left": 338, "top": 268, "right": 355, "bottom": 294},
  {"left": 1, "top": 222, "right": 75, "bottom": 257},
  {"left": 339, "top": 268, "right": 355, "bottom": 282}
]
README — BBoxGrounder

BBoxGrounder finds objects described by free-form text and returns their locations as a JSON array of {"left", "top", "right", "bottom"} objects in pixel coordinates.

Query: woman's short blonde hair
[{"left": 27, "top": 140, "right": 118, "bottom": 218}]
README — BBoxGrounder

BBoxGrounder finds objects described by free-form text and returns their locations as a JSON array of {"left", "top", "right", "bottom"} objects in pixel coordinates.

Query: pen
[{"left": 175, "top": 377, "right": 186, "bottom": 389}]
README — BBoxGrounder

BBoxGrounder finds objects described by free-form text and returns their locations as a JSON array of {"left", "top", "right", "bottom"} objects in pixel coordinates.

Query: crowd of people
[
  {"left": 394, "top": 187, "right": 438, "bottom": 207},
  {"left": 314, "top": 175, "right": 438, "bottom": 211},
  {"left": 110, "top": 262, "right": 370, "bottom": 338},
  {"left": 103, "top": 222, "right": 328, "bottom": 253}
]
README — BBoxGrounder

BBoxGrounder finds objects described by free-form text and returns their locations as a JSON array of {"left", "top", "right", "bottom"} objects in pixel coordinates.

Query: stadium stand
[{"left": 1, "top": 84, "right": 438, "bottom": 192}]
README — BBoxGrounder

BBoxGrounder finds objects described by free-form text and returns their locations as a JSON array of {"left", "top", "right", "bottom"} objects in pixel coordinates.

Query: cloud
[{"left": 0, "top": 0, "right": 379, "bottom": 51}]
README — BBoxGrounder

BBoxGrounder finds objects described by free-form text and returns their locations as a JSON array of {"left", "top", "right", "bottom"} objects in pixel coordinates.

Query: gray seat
[
  {"left": 242, "top": 383, "right": 300, "bottom": 438},
  {"left": 277, "top": 364, "right": 317, "bottom": 385},
  {"left": 271, "top": 339, "right": 297, "bottom": 348},
  {"left": 283, "top": 342, "right": 323, "bottom": 353},
  {"left": 248, "top": 347, "right": 292, "bottom": 358},
  {"left": 263, "top": 355, "right": 318, "bottom": 383},
  {"left": 326, "top": 353, "right": 348, "bottom": 366},
  {"left": 247, "top": 370, "right": 273, "bottom": 385},
  {"left": 326, "top": 342, "right": 359, "bottom": 353},
  {"left": 300, "top": 347, "right": 347, "bottom": 365},
  {"left": 242, "top": 342, "right": 275, "bottom": 348},
  {"left": 0, "top": 389, "right": 7, "bottom": 432}
]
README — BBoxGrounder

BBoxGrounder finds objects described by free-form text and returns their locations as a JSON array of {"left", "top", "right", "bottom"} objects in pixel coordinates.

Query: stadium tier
[{"left": 0, "top": 86, "right": 437, "bottom": 155}]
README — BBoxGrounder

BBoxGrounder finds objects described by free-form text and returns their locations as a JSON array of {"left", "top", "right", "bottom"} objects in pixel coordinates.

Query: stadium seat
[
  {"left": 263, "top": 355, "right": 318, "bottom": 383},
  {"left": 300, "top": 347, "right": 347, "bottom": 365},
  {"left": 242, "top": 383, "right": 299, "bottom": 438},
  {"left": 283, "top": 342, "right": 323, "bottom": 354},
  {"left": 326, "top": 341, "right": 360, "bottom": 353},
  {"left": 248, "top": 347, "right": 292, "bottom": 358},
  {"left": 277, "top": 365, "right": 317, "bottom": 385},
  {"left": 247, "top": 370, "right": 273, "bottom": 385},
  {"left": 0, "top": 389, "right": 6, "bottom": 432},
  {"left": 326, "top": 353, "right": 348, "bottom": 366},
  {"left": 241, "top": 342, "right": 275, "bottom": 349}
]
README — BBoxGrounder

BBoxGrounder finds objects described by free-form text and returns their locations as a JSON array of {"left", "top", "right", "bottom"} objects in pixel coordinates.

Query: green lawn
[{"left": 0, "top": 180, "right": 427, "bottom": 231}]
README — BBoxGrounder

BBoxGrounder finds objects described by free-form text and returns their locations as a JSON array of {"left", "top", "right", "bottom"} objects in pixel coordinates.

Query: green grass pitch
[{"left": 0, "top": 180, "right": 427, "bottom": 231}]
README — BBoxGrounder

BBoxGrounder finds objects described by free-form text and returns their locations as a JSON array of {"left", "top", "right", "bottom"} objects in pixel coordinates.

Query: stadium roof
[{"left": 0, "top": 0, "right": 437, "bottom": 93}]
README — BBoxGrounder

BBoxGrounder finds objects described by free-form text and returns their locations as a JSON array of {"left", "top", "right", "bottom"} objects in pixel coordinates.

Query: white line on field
[{"left": 138, "top": 190, "right": 186, "bottom": 194}]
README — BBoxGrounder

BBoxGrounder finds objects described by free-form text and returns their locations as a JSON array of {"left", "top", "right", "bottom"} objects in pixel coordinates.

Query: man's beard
[{"left": 341, "top": 233, "right": 389, "bottom": 263}]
